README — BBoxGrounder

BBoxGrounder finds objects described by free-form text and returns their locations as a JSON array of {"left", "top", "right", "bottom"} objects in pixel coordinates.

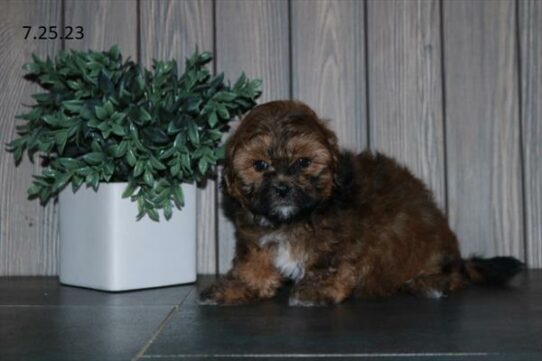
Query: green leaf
[
  {"left": 12, "top": 146, "right": 24, "bottom": 165},
  {"left": 111, "top": 141, "right": 128, "bottom": 157},
  {"left": 170, "top": 162, "right": 180, "bottom": 177},
  {"left": 139, "top": 108, "right": 152, "bottom": 122},
  {"left": 147, "top": 207, "right": 159, "bottom": 222},
  {"left": 111, "top": 111, "right": 127, "bottom": 124},
  {"left": 186, "top": 97, "right": 201, "bottom": 112},
  {"left": 72, "top": 175, "right": 84, "bottom": 192},
  {"left": 214, "top": 145, "right": 226, "bottom": 160},
  {"left": 95, "top": 105, "right": 108, "bottom": 120},
  {"left": 214, "top": 91, "right": 237, "bottom": 102},
  {"left": 133, "top": 161, "right": 145, "bottom": 177},
  {"left": 122, "top": 182, "right": 137, "bottom": 198},
  {"left": 163, "top": 202, "right": 173, "bottom": 220},
  {"left": 207, "top": 129, "right": 223, "bottom": 141},
  {"left": 23, "top": 61, "right": 41, "bottom": 74},
  {"left": 250, "top": 78, "right": 263, "bottom": 89},
  {"left": 27, "top": 184, "right": 41, "bottom": 196},
  {"left": 180, "top": 153, "right": 191, "bottom": 170},
  {"left": 126, "top": 149, "right": 137, "bottom": 166},
  {"left": 37, "top": 140, "right": 54, "bottom": 153},
  {"left": 52, "top": 172, "right": 71, "bottom": 193},
  {"left": 217, "top": 105, "right": 230, "bottom": 120},
  {"left": 54, "top": 130, "right": 69, "bottom": 153},
  {"left": 110, "top": 45, "right": 121, "bottom": 60},
  {"left": 43, "top": 114, "right": 59, "bottom": 126},
  {"left": 143, "top": 170, "right": 154, "bottom": 187},
  {"left": 111, "top": 123, "right": 126, "bottom": 136},
  {"left": 104, "top": 100, "right": 114, "bottom": 115},
  {"left": 87, "top": 173, "right": 100, "bottom": 190},
  {"left": 198, "top": 51, "right": 212, "bottom": 63},
  {"left": 58, "top": 158, "right": 80, "bottom": 169},
  {"left": 62, "top": 99, "right": 84, "bottom": 113},
  {"left": 91, "top": 140, "right": 102, "bottom": 153},
  {"left": 173, "top": 133, "right": 185, "bottom": 149},
  {"left": 187, "top": 120, "right": 199, "bottom": 145},
  {"left": 16, "top": 108, "right": 41, "bottom": 121},
  {"left": 31, "top": 93, "right": 51, "bottom": 103},
  {"left": 82, "top": 152, "right": 104, "bottom": 164},
  {"left": 67, "top": 80, "right": 80, "bottom": 90},
  {"left": 172, "top": 186, "right": 184, "bottom": 208},
  {"left": 150, "top": 157, "right": 167, "bottom": 170},
  {"left": 198, "top": 158, "right": 208, "bottom": 175},
  {"left": 104, "top": 167, "right": 116, "bottom": 180},
  {"left": 143, "top": 127, "right": 169, "bottom": 144},
  {"left": 233, "top": 72, "right": 247, "bottom": 90},
  {"left": 159, "top": 147, "right": 176, "bottom": 160},
  {"left": 208, "top": 112, "right": 218, "bottom": 127},
  {"left": 77, "top": 167, "right": 94, "bottom": 176}
]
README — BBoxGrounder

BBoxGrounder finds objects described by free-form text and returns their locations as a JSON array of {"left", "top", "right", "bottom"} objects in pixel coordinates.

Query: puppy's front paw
[
  {"left": 198, "top": 283, "right": 223, "bottom": 305},
  {"left": 198, "top": 284, "right": 222, "bottom": 305},
  {"left": 288, "top": 296, "right": 323, "bottom": 307},
  {"left": 289, "top": 286, "right": 339, "bottom": 307},
  {"left": 198, "top": 280, "right": 254, "bottom": 306}
]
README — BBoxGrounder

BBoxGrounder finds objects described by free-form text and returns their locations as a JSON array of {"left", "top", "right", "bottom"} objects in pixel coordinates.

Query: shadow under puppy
[{"left": 200, "top": 100, "right": 523, "bottom": 306}]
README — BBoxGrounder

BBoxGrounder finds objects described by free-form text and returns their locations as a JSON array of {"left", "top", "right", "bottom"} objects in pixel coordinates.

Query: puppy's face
[{"left": 224, "top": 101, "right": 339, "bottom": 222}]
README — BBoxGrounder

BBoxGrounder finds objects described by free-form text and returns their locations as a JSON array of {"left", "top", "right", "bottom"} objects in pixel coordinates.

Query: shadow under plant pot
[{"left": 58, "top": 183, "right": 196, "bottom": 292}]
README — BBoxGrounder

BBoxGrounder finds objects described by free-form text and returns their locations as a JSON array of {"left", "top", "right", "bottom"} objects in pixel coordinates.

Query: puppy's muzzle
[{"left": 272, "top": 182, "right": 291, "bottom": 198}]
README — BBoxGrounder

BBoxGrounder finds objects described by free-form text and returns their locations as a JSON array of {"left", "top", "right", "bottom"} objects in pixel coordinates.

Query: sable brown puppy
[{"left": 200, "top": 100, "right": 523, "bottom": 306}]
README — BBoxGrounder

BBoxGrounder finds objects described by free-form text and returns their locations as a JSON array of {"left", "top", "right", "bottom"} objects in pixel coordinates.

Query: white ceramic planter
[{"left": 59, "top": 182, "right": 196, "bottom": 291}]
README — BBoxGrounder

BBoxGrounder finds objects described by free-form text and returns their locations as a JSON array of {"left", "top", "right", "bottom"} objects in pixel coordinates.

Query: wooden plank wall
[
  {"left": 0, "top": 0, "right": 541, "bottom": 275},
  {"left": 443, "top": 0, "right": 524, "bottom": 260},
  {"left": 0, "top": 0, "right": 61, "bottom": 276},
  {"left": 292, "top": 0, "right": 367, "bottom": 152},
  {"left": 519, "top": 0, "right": 542, "bottom": 268},
  {"left": 367, "top": 0, "right": 446, "bottom": 208}
]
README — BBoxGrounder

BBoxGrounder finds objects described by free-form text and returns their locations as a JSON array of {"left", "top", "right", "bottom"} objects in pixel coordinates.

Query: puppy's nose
[{"left": 272, "top": 183, "right": 291, "bottom": 197}]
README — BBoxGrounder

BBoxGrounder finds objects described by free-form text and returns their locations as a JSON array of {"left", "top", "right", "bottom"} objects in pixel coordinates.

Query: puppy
[{"left": 200, "top": 100, "right": 523, "bottom": 306}]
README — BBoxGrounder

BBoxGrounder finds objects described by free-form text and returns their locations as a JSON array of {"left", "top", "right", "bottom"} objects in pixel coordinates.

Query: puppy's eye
[
  {"left": 297, "top": 157, "right": 311, "bottom": 168},
  {"left": 253, "top": 160, "right": 269, "bottom": 172}
]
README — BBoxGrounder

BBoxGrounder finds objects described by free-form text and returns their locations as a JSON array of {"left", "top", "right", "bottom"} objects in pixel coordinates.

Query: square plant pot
[{"left": 59, "top": 182, "right": 196, "bottom": 291}]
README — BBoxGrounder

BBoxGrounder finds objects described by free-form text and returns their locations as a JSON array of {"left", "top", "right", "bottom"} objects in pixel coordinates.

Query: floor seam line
[
  {"left": 132, "top": 288, "right": 194, "bottom": 361},
  {"left": 178, "top": 286, "right": 194, "bottom": 306},
  {"left": 139, "top": 352, "right": 499, "bottom": 359},
  {"left": 0, "top": 304, "right": 183, "bottom": 307}
]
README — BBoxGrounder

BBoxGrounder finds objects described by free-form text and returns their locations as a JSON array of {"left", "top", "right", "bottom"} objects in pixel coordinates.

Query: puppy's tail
[{"left": 462, "top": 256, "right": 524, "bottom": 286}]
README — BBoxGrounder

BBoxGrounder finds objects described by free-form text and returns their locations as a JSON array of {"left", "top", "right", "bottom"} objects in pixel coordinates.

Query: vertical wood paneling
[
  {"left": 216, "top": 0, "right": 290, "bottom": 273},
  {"left": 0, "top": 0, "right": 62, "bottom": 275},
  {"left": 140, "top": 0, "right": 216, "bottom": 274},
  {"left": 519, "top": 0, "right": 542, "bottom": 267},
  {"left": 292, "top": 0, "right": 367, "bottom": 153},
  {"left": 367, "top": 0, "right": 446, "bottom": 209},
  {"left": 64, "top": 0, "right": 137, "bottom": 57},
  {"left": 1, "top": 0, "right": 541, "bottom": 274},
  {"left": 443, "top": 0, "right": 524, "bottom": 259}
]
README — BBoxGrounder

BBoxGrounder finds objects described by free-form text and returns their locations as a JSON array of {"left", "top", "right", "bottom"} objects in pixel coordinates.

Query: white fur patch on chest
[
  {"left": 274, "top": 242, "right": 305, "bottom": 281},
  {"left": 259, "top": 231, "right": 305, "bottom": 282}
]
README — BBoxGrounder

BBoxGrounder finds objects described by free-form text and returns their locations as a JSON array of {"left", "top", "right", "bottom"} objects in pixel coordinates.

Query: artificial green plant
[{"left": 7, "top": 46, "right": 261, "bottom": 221}]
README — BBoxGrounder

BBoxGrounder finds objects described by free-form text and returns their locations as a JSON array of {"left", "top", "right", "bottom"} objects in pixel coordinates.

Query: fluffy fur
[{"left": 200, "top": 100, "right": 523, "bottom": 306}]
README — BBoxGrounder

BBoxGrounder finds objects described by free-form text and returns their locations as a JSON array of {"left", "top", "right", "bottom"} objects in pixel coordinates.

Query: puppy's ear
[
  {"left": 319, "top": 119, "right": 340, "bottom": 165},
  {"left": 332, "top": 151, "right": 355, "bottom": 200},
  {"left": 322, "top": 123, "right": 338, "bottom": 148},
  {"left": 223, "top": 172, "right": 241, "bottom": 200},
  {"left": 220, "top": 164, "right": 242, "bottom": 221},
  {"left": 222, "top": 141, "right": 242, "bottom": 199},
  {"left": 221, "top": 163, "right": 233, "bottom": 196}
]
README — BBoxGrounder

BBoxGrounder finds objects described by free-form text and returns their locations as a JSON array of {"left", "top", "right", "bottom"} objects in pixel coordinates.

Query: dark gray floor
[{"left": 1, "top": 272, "right": 541, "bottom": 361}]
